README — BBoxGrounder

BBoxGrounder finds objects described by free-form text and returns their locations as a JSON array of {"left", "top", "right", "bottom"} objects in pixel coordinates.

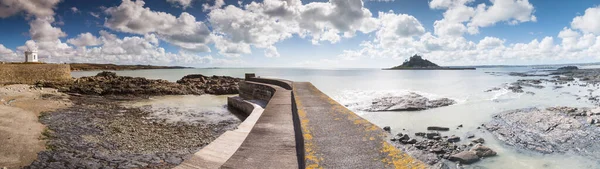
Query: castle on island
[{"left": 24, "top": 49, "right": 38, "bottom": 63}]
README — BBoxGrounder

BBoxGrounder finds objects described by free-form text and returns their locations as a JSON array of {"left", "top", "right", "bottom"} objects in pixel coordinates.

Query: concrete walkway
[
  {"left": 174, "top": 99, "right": 265, "bottom": 169},
  {"left": 293, "top": 82, "right": 427, "bottom": 169}
]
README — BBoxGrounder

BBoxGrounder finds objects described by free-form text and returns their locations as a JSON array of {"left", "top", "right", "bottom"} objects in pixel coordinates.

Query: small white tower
[{"left": 25, "top": 49, "right": 38, "bottom": 62}]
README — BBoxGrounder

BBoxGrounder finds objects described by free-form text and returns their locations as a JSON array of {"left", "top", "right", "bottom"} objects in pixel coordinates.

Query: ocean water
[{"left": 72, "top": 67, "right": 600, "bottom": 169}]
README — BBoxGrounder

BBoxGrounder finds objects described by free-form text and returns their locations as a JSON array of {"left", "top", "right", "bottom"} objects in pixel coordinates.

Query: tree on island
[{"left": 392, "top": 54, "right": 440, "bottom": 68}]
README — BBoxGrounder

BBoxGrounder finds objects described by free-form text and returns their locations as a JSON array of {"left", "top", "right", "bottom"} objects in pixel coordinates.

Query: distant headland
[
  {"left": 69, "top": 63, "right": 193, "bottom": 71},
  {"left": 384, "top": 54, "right": 476, "bottom": 70}
]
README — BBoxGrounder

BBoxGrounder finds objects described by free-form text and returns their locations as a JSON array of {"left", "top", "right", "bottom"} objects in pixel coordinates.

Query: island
[{"left": 384, "top": 54, "right": 476, "bottom": 70}]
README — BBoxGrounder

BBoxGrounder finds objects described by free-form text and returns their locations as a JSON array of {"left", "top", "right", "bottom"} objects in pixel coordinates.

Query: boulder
[
  {"left": 427, "top": 126, "right": 450, "bottom": 131},
  {"left": 557, "top": 66, "right": 578, "bottom": 71},
  {"left": 383, "top": 126, "right": 391, "bottom": 132},
  {"left": 364, "top": 93, "right": 456, "bottom": 111},
  {"left": 471, "top": 138, "right": 485, "bottom": 144},
  {"left": 448, "top": 151, "right": 480, "bottom": 164},
  {"left": 470, "top": 144, "right": 497, "bottom": 157},
  {"left": 426, "top": 132, "right": 440, "bottom": 139},
  {"left": 447, "top": 136, "right": 460, "bottom": 143}
]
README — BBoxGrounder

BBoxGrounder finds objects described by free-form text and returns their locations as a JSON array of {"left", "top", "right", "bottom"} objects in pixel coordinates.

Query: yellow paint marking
[{"left": 295, "top": 83, "right": 428, "bottom": 169}]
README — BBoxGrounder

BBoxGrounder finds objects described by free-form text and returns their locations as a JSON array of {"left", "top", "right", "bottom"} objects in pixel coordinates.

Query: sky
[{"left": 0, "top": 0, "right": 599, "bottom": 68}]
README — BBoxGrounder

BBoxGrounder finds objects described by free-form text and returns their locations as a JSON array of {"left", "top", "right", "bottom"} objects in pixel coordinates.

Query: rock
[
  {"left": 485, "top": 107, "right": 600, "bottom": 158},
  {"left": 557, "top": 66, "right": 578, "bottom": 71},
  {"left": 403, "top": 139, "right": 417, "bottom": 144},
  {"left": 448, "top": 151, "right": 480, "bottom": 164},
  {"left": 470, "top": 144, "right": 497, "bottom": 157},
  {"left": 37, "top": 73, "right": 241, "bottom": 96},
  {"left": 471, "top": 138, "right": 484, "bottom": 144},
  {"left": 432, "top": 136, "right": 442, "bottom": 140},
  {"left": 96, "top": 71, "right": 118, "bottom": 78},
  {"left": 427, "top": 126, "right": 450, "bottom": 131},
  {"left": 466, "top": 133, "right": 475, "bottom": 139},
  {"left": 165, "top": 156, "right": 182, "bottom": 164},
  {"left": 587, "top": 118, "right": 598, "bottom": 124},
  {"left": 415, "top": 132, "right": 426, "bottom": 137},
  {"left": 458, "top": 124, "right": 463, "bottom": 128},
  {"left": 426, "top": 132, "right": 440, "bottom": 139},
  {"left": 447, "top": 136, "right": 460, "bottom": 143},
  {"left": 383, "top": 126, "right": 391, "bottom": 132},
  {"left": 363, "top": 93, "right": 456, "bottom": 111}
]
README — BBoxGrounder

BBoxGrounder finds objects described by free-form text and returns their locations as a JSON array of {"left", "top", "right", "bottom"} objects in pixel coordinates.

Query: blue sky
[{"left": 0, "top": 0, "right": 599, "bottom": 68}]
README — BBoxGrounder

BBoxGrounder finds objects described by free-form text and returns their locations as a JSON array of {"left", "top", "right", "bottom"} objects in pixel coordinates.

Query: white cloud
[
  {"left": 89, "top": 12, "right": 100, "bottom": 18},
  {"left": 0, "top": 0, "right": 61, "bottom": 18},
  {"left": 0, "top": 44, "right": 20, "bottom": 62},
  {"left": 29, "top": 17, "right": 67, "bottom": 41},
  {"left": 571, "top": 6, "right": 600, "bottom": 34},
  {"left": 167, "top": 0, "right": 193, "bottom": 9},
  {"left": 202, "top": 0, "right": 225, "bottom": 11},
  {"left": 104, "top": 0, "right": 211, "bottom": 52},
  {"left": 208, "top": 0, "right": 379, "bottom": 56},
  {"left": 71, "top": 7, "right": 79, "bottom": 13},
  {"left": 264, "top": 46, "right": 280, "bottom": 57},
  {"left": 67, "top": 32, "right": 103, "bottom": 47},
  {"left": 430, "top": 0, "right": 536, "bottom": 36}
]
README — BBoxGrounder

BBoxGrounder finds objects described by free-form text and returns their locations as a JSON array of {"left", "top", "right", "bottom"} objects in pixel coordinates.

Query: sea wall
[
  {"left": 238, "top": 81, "right": 275, "bottom": 101},
  {"left": 227, "top": 96, "right": 256, "bottom": 116},
  {"left": 0, "top": 64, "right": 72, "bottom": 84}
]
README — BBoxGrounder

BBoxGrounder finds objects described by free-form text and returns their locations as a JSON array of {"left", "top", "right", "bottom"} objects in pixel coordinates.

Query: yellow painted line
[
  {"left": 295, "top": 83, "right": 427, "bottom": 169},
  {"left": 293, "top": 84, "right": 322, "bottom": 169}
]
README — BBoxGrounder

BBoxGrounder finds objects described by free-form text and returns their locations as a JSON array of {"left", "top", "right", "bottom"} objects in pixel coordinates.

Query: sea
[{"left": 72, "top": 66, "right": 600, "bottom": 169}]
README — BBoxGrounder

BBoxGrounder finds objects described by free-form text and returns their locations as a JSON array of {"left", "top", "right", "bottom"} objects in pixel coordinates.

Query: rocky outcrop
[
  {"left": 388, "top": 127, "right": 496, "bottom": 167},
  {"left": 176, "top": 74, "right": 239, "bottom": 95},
  {"left": 557, "top": 66, "right": 578, "bottom": 71},
  {"left": 362, "top": 93, "right": 455, "bottom": 111},
  {"left": 37, "top": 72, "right": 241, "bottom": 96},
  {"left": 485, "top": 107, "right": 600, "bottom": 159}
]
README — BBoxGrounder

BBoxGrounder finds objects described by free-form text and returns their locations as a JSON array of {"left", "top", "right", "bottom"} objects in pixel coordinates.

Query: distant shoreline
[
  {"left": 69, "top": 63, "right": 193, "bottom": 71},
  {"left": 383, "top": 67, "right": 476, "bottom": 70}
]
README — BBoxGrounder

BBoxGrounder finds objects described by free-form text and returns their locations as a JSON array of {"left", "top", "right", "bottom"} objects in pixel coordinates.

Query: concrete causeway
[{"left": 176, "top": 74, "right": 425, "bottom": 169}]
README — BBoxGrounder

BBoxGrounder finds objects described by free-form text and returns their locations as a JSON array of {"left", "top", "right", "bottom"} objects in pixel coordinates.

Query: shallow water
[
  {"left": 123, "top": 95, "right": 242, "bottom": 125},
  {"left": 73, "top": 67, "right": 600, "bottom": 168}
]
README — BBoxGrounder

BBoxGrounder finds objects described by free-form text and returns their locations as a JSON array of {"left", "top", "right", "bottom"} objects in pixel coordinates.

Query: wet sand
[{"left": 0, "top": 85, "right": 71, "bottom": 168}]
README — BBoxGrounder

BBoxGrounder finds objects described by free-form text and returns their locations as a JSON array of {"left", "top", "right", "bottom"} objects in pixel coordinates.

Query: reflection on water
[
  {"left": 124, "top": 95, "right": 243, "bottom": 125},
  {"left": 74, "top": 67, "right": 600, "bottom": 168}
]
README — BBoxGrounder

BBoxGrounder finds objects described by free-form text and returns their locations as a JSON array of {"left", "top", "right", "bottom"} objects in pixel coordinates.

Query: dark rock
[
  {"left": 447, "top": 136, "right": 460, "bottom": 143},
  {"left": 471, "top": 138, "right": 485, "bottom": 144},
  {"left": 557, "top": 66, "right": 578, "bottom": 71},
  {"left": 448, "top": 151, "right": 480, "bottom": 164},
  {"left": 426, "top": 132, "right": 440, "bottom": 139},
  {"left": 383, "top": 126, "right": 391, "bottom": 132},
  {"left": 428, "top": 126, "right": 450, "bottom": 131},
  {"left": 458, "top": 124, "right": 463, "bottom": 128},
  {"left": 470, "top": 144, "right": 497, "bottom": 157},
  {"left": 415, "top": 132, "right": 426, "bottom": 137},
  {"left": 466, "top": 133, "right": 475, "bottom": 139},
  {"left": 404, "top": 139, "right": 417, "bottom": 144}
]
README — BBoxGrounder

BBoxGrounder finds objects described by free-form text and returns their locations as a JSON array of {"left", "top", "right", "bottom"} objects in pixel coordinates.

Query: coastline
[
  {"left": 383, "top": 67, "right": 476, "bottom": 70},
  {"left": 69, "top": 63, "right": 193, "bottom": 71}
]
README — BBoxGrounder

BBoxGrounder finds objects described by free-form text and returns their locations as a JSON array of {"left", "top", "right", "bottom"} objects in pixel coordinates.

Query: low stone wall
[
  {"left": 227, "top": 96, "right": 255, "bottom": 116},
  {"left": 238, "top": 81, "right": 275, "bottom": 102},
  {"left": 0, "top": 64, "right": 71, "bottom": 84}
]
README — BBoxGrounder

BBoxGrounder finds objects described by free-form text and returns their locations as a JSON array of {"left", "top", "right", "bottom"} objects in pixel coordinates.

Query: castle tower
[{"left": 25, "top": 49, "right": 38, "bottom": 62}]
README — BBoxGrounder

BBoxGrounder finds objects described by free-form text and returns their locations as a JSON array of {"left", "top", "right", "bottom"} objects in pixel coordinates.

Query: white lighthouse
[{"left": 24, "top": 49, "right": 38, "bottom": 63}]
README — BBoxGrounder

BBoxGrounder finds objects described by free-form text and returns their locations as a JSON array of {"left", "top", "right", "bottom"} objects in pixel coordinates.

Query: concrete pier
[{"left": 176, "top": 75, "right": 425, "bottom": 169}]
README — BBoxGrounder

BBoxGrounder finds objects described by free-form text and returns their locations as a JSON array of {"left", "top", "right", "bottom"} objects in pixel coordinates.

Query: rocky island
[{"left": 385, "top": 55, "right": 476, "bottom": 70}]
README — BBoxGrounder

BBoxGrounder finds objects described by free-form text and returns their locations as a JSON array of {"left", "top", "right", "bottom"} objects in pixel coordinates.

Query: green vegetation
[{"left": 391, "top": 54, "right": 440, "bottom": 69}]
